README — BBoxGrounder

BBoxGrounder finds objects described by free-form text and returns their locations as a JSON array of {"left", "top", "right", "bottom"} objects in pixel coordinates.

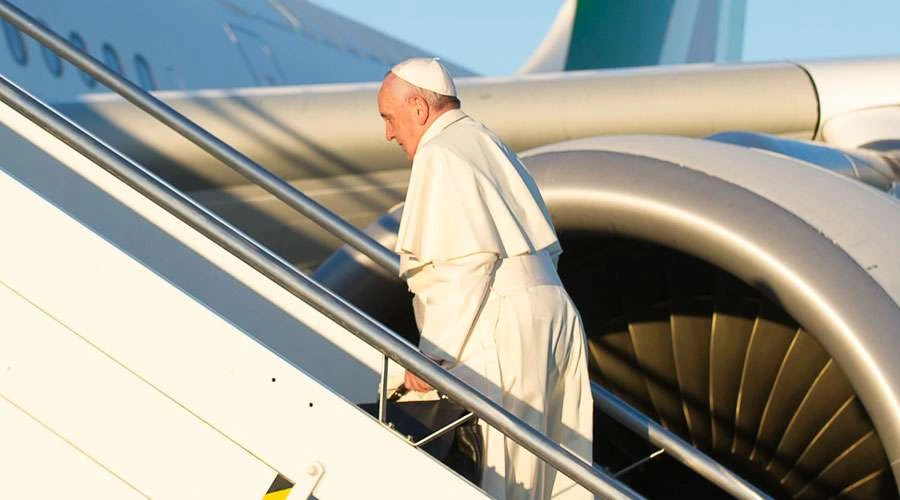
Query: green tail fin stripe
[{"left": 564, "top": 0, "right": 746, "bottom": 71}]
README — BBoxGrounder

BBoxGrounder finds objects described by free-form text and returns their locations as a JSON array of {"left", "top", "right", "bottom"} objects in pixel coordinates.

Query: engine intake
[{"left": 315, "top": 136, "right": 900, "bottom": 496}]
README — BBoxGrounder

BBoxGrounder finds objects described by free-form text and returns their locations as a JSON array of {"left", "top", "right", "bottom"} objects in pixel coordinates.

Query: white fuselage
[{"left": 0, "top": 0, "right": 472, "bottom": 102}]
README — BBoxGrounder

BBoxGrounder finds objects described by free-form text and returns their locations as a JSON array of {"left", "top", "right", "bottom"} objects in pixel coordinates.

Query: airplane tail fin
[{"left": 518, "top": 0, "right": 747, "bottom": 73}]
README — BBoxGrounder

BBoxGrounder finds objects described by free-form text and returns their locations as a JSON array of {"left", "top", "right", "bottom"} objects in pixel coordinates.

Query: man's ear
[{"left": 413, "top": 96, "right": 429, "bottom": 125}]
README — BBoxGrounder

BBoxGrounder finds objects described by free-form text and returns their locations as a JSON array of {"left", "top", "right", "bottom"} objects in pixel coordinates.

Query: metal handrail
[
  {"left": 0, "top": 3, "right": 771, "bottom": 496},
  {"left": 0, "top": 74, "right": 641, "bottom": 499},
  {"left": 0, "top": 0, "right": 400, "bottom": 276},
  {"left": 591, "top": 383, "right": 771, "bottom": 499}
]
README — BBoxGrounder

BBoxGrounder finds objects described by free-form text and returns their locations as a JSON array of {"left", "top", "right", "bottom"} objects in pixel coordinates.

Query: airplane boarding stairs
[
  {"left": 0, "top": 79, "right": 775, "bottom": 499},
  {"left": 0, "top": 3, "right": 661, "bottom": 494},
  {"left": 0, "top": 53, "right": 772, "bottom": 500},
  {"left": 0, "top": 80, "right": 496, "bottom": 498}
]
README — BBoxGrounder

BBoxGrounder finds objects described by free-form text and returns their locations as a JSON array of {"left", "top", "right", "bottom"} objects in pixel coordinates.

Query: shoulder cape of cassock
[{"left": 395, "top": 109, "right": 559, "bottom": 271}]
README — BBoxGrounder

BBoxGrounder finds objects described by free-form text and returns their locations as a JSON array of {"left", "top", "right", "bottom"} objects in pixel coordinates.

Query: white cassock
[{"left": 396, "top": 109, "right": 594, "bottom": 500}]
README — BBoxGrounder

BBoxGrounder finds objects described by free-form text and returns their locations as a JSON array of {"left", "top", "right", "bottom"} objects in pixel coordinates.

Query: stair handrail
[
  {"left": 591, "top": 383, "right": 770, "bottom": 499},
  {"left": 0, "top": 0, "right": 400, "bottom": 276},
  {"left": 0, "top": 71, "right": 641, "bottom": 499},
  {"left": 0, "top": 4, "right": 769, "bottom": 497}
]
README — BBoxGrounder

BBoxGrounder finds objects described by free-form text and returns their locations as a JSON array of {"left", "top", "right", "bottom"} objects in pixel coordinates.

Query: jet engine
[{"left": 315, "top": 135, "right": 900, "bottom": 497}]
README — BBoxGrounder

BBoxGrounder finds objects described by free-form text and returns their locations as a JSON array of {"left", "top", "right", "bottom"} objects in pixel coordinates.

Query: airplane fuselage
[{"left": 0, "top": 0, "right": 471, "bottom": 102}]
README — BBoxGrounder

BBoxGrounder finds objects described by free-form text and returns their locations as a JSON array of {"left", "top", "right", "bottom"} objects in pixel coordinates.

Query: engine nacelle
[{"left": 315, "top": 135, "right": 900, "bottom": 496}]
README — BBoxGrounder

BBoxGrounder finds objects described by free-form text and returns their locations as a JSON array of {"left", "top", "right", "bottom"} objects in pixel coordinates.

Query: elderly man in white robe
[{"left": 377, "top": 57, "right": 594, "bottom": 500}]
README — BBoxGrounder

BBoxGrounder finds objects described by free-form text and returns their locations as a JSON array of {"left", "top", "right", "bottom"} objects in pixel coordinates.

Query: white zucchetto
[{"left": 390, "top": 57, "right": 457, "bottom": 97}]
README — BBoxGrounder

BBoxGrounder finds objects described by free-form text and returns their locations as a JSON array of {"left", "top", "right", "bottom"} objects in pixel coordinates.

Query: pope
[{"left": 377, "top": 57, "right": 594, "bottom": 500}]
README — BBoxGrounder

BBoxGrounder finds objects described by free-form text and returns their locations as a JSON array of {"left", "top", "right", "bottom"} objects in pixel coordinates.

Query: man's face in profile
[{"left": 377, "top": 73, "right": 422, "bottom": 160}]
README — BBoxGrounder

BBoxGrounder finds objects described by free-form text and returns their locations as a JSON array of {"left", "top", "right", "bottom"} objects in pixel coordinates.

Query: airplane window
[
  {"left": 68, "top": 32, "right": 95, "bottom": 87},
  {"left": 38, "top": 20, "right": 62, "bottom": 77},
  {"left": 133, "top": 54, "right": 156, "bottom": 90},
  {"left": 2, "top": 19, "right": 28, "bottom": 66},
  {"left": 101, "top": 43, "right": 124, "bottom": 76}
]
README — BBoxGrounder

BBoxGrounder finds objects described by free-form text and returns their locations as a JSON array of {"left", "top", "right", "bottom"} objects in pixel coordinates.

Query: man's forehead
[
  {"left": 377, "top": 77, "right": 404, "bottom": 109},
  {"left": 376, "top": 85, "right": 391, "bottom": 112},
  {"left": 379, "top": 74, "right": 400, "bottom": 97},
  {"left": 376, "top": 78, "right": 390, "bottom": 96}
]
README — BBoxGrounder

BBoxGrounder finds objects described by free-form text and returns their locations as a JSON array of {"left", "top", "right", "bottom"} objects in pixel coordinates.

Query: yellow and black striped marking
[{"left": 262, "top": 473, "right": 294, "bottom": 500}]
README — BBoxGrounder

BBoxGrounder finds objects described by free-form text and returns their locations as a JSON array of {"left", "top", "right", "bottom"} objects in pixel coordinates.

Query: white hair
[{"left": 416, "top": 87, "right": 461, "bottom": 110}]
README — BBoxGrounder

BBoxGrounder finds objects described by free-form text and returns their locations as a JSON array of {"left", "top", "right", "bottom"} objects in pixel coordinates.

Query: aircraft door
[{"left": 224, "top": 23, "right": 285, "bottom": 86}]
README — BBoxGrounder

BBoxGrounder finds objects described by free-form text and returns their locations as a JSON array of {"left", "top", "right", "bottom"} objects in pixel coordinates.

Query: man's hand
[{"left": 404, "top": 370, "right": 434, "bottom": 392}]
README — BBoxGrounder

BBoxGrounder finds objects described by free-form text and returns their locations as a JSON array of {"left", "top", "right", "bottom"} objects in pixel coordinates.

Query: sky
[{"left": 320, "top": 0, "right": 900, "bottom": 75}]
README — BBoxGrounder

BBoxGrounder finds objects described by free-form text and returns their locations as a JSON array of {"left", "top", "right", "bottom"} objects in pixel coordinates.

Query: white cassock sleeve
[{"left": 405, "top": 252, "right": 497, "bottom": 365}]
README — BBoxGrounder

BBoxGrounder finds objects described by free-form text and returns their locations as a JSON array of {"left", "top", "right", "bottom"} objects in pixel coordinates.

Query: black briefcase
[{"left": 360, "top": 388, "right": 484, "bottom": 484}]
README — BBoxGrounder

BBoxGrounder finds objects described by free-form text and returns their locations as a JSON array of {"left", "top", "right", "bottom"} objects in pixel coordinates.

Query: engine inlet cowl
[{"left": 315, "top": 136, "right": 900, "bottom": 496}]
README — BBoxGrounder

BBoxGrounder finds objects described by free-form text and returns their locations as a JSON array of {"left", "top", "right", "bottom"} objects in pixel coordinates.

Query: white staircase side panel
[
  {"left": 0, "top": 397, "right": 144, "bottom": 499},
  {"left": 0, "top": 102, "right": 486, "bottom": 498},
  {"left": 0, "top": 99, "right": 384, "bottom": 405},
  {"left": 0, "top": 282, "right": 277, "bottom": 499}
]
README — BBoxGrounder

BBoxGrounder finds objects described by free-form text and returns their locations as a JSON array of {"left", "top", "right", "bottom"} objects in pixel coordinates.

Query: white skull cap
[{"left": 390, "top": 57, "right": 457, "bottom": 97}]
